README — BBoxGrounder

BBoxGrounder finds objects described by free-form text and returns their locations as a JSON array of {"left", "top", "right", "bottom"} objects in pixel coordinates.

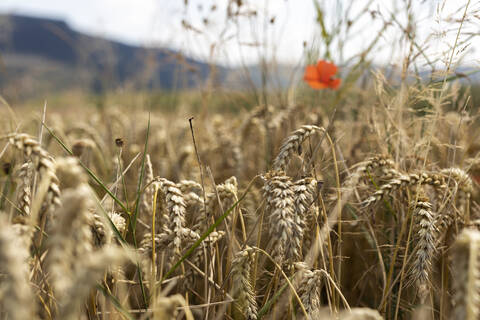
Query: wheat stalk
[
  {"left": 16, "top": 161, "right": 33, "bottom": 215},
  {"left": 205, "top": 176, "right": 238, "bottom": 216},
  {"left": 48, "top": 184, "right": 94, "bottom": 298},
  {"left": 57, "top": 248, "right": 128, "bottom": 320},
  {"left": 150, "top": 293, "right": 194, "bottom": 320},
  {"left": 139, "top": 154, "right": 155, "bottom": 219},
  {"left": 263, "top": 171, "right": 300, "bottom": 264},
  {"left": 49, "top": 157, "right": 130, "bottom": 319},
  {"left": 140, "top": 226, "right": 224, "bottom": 284},
  {"left": 346, "top": 155, "right": 396, "bottom": 187},
  {"left": 91, "top": 211, "right": 126, "bottom": 247},
  {"left": 8, "top": 133, "right": 61, "bottom": 215},
  {"left": 441, "top": 167, "right": 474, "bottom": 194},
  {"left": 273, "top": 125, "right": 325, "bottom": 171},
  {"left": 182, "top": 228, "right": 225, "bottom": 285},
  {"left": 296, "top": 262, "right": 324, "bottom": 316},
  {"left": 362, "top": 172, "right": 446, "bottom": 207},
  {"left": 293, "top": 177, "right": 317, "bottom": 254},
  {"left": 192, "top": 177, "right": 238, "bottom": 232},
  {"left": 231, "top": 246, "right": 257, "bottom": 320},
  {"left": 410, "top": 194, "right": 437, "bottom": 303},
  {"left": 0, "top": 216, "right": 35, "bottom": 320},
  {"left": 154, "top": 178, "right": 187, "bottom": 256},
  {"left": 452, "top": 229, "right": 480, "bottom": 320},
  {"left": 442, "top": 167, "right": 473, "bottom": 222}
]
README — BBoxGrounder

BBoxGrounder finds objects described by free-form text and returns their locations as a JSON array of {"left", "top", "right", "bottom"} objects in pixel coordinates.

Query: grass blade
[
  {"left": 96, "top": 284, "right": 134, "bottom": 320},
  {"left": 257, "top": 282, "right": 289, "bottom": 319}
]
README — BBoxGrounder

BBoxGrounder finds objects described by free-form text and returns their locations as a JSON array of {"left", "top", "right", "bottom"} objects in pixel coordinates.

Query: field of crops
[
  {"left": 0, "top": 71, "right": 479, "bottom": 320},
  {"left": 1, "top": 0, "right": 480, "bottom": 319}
]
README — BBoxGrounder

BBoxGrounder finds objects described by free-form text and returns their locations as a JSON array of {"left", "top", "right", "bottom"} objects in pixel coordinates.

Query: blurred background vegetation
[{"left": 0, "top": 0, "right": 478, "bottom": 113}]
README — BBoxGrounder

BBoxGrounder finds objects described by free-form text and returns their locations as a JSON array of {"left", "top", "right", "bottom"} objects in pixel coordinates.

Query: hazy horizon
[{"left": 0, "top": 0, "right": 478, "bottom": 70}]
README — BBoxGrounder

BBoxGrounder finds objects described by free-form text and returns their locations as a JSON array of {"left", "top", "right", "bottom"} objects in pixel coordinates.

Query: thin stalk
[
  {"left": 318, "top": 193, "right": 336, "bottom": 310},
  {"left": 151, "top": 185, "right": 159, "bottom": 302},
  {"left": 394, "top": 207, "right": 415, "bottom": 320},
  {"left": 253, "top": 247, "right": 309, "bottom": 320}
]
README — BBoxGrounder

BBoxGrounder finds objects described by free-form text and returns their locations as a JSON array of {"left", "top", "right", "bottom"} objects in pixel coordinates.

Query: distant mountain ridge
[
  {"left": 0, "top": 14, "right": 223, "bottom": 99},
  {"left": 0, "top": 14, "right": 477, "bottom": 102}
]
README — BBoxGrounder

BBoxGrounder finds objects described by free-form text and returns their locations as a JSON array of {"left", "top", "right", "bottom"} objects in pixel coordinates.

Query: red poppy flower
[{"left": 303, "top": 60, "right": 341, "bottom": 90}]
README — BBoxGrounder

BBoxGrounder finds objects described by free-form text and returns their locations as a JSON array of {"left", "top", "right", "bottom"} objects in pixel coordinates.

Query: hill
[{"left": 0, "top": 14, "right": 223, "bottom": 100}]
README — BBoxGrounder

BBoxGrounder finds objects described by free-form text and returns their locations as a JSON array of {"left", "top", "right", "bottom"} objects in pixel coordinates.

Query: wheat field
[
  {"left": 0, "top": 76, "right": 479, "bottom": 320},
  {"left": 1, "top": 1, "right": 480, "bottom": 320}
]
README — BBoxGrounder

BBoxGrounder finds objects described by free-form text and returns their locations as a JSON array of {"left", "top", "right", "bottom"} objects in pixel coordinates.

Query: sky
[
  {"left": 0, "top": 0, "right": 478, "bottom": 68},
  {"left": 0, "top": 0, "right": 315, "bottom": 65}
]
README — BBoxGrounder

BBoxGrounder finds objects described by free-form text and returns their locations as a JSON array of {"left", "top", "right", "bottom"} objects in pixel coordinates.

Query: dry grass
[
  {"left": 0, "top": 82, "right": 479, "bottom": 319},
  {"left": 0, "top": 1, "right": 479, "bottom": 319}
]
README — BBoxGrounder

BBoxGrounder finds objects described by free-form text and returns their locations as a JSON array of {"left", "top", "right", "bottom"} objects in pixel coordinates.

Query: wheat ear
[
  {"left": 410, "top": 194, "right": 437, "bottom": 303},
  {"left": 296, "top": 262, "right": 325, "bottom": 316},
  {"left": 192, "top": 177, "right": 238, "bottom": 232},
  {"left": 51, "top": 157, "right": 129, "bottom": 319},
  {"left": 0, "top": 216, "right": 35, "bottom": 320},
  {"left": 442, "top": 167, "right": 473, "bottom": 221},
  {"left": 362, "top": 172, "right": 446, "bottom": 207},
  {"left": 452, "top": 229, "right": 480, "bottom": 320},
  {"left": 91, "top": 211, "right": 126, "bottom": 247},
  {"left": 346, "top": 155, "right": 396, "bottom": 187},
  {"left": 273, "top": 125, "right": 324, "bottom": 171},
  {"left": 8, "top": 133, "right": 61, "bottom": 214},
  {"left": 177, "top": 180, "right": 203, "bottom": 217},
  {"left": 231, "top": 246, "right": 258, "bottom": 320},
  {"left": 205, "top": 176, "right": 238, "bottom": 216},
  {"left": 58, "top": 248, "right": 128, "bottom": 320},
  {"left": 293, "top": 177, "right": 317, "bottom": 253},
  {"left": 182, "top": 228, "right": 225, "bottom": 285},
  {"left": 177, "top": 179, "right": 202, "bottom": 194},
  {"left": 48, "top": 184, "right": 94, "bottom": 298},
  {"left": 263, "top": 171, "right": 300, "bottom": 264},
  {"left": 139, "top": 154, "right": 155, "bottom": 219},
  {"left": 16, "top": 161, "right": 34, "bottom": 215},
  {"left": 441, "top": 167, "right": 474, "bottom": 194},
  {"left": 154, "top": 178, "right": 187, "bottom": 256}
]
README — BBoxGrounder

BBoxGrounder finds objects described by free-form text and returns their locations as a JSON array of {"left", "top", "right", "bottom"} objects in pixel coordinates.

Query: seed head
[{"left": 115, "top": 138, "right": 125, "bottom": 148}]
